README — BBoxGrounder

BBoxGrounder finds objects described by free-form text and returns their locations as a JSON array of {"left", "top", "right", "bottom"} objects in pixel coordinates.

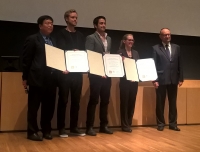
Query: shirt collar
[
  {"left": 40, "top": 32, "right": 50, "bottom": 39},
  {"left": 96, "top": 31, "right": 107, "bottom": 38},
  {"left": 162, "top": 42, "right": 171, "bottom": 47}
]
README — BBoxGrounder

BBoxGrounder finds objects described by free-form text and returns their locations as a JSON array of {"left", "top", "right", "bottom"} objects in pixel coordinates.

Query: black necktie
[{"left": 165, "top": 44, "right": 170, "bottom": 59}]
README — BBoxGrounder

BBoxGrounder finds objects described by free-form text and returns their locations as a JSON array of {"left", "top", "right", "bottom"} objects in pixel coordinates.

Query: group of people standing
[{"left": 22, "top": 9, "right": 183, "bottom": 141}]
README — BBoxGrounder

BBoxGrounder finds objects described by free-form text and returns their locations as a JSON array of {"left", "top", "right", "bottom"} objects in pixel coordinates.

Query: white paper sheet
[
  {"left": 65, "top": 51, "right": 89, "bottom": 72},
  {"left": 136, "top": 58, "right": 157, "bottom": 81},
  {"left": 103, "top": 54, "right": 124, "bottom": 77}
]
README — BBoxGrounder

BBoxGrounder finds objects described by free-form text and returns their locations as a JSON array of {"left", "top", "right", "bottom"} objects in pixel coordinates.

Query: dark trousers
[
  {"left": 120, "top": 79, "right": 138, "bottom": 129},
  {"left": 156, "top": 84, "right": 178, "bottom": 127},
  {"left": 27, "top": 85, "right": 56, "bottom": 135},
  {"left": 86, "top": 75, "right": 111, "bottom": 128},
  {"left": 57, "top": 73, "right": 83, "bottom": 130}
]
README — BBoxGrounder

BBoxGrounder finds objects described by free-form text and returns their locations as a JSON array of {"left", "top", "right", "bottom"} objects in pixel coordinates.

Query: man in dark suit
[
  {"left": 56, "top": 9, "right": 85, "bottom": 137},
  {"left": 85, "top": 16, "right": 113, "bottom": 136},
  {"left": 22, "top": 15, "right": 57, "bottom": 141},
  {"left": 152, "top": 28, "right": 183, "bottom": 131}
]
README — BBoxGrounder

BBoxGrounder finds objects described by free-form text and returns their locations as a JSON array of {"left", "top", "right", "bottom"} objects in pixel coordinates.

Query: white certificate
[
  {"left": 65, "top": 51, "right": 89, "bottom": 72},
  {"left": 123, "top": 57, "right": 139, "bottom": 81},
  {"left": 87, "top": 50, "right": 105, "bottom": 76},
  {"left": 103, "top": 54, "right": 124, "bottom": 77},
  {"left": 136, "top": 58, "right": 157, "bottom": 81},
  {"left": 45, "top": 44, "right": 66, "bottom": 71}
]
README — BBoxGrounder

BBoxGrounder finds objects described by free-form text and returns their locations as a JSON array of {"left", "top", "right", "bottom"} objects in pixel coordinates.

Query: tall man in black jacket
[
  {"left": 56, "top": 9, "right": 85, "bottom": 137},
  {"left": 152, "top": 28, "right": 183, "bottom": 131},
  {"left": 22, "top": 15, "right": 57, "bottom": 141}
]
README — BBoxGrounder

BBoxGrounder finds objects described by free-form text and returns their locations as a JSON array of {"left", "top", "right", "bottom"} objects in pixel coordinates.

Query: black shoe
[
  {"left": 169, "top": 126, "right": 180, "bottom": 131},
  {"left": 157, "top": 126, "right": 164, "bottom": 131},
  {"left": 43, "top": 133, "right": 53, "bottom": 140},
  {"left": 70, "top": 127, "right": 86, "bottom": 136},
  {"left": 27, "top": 133, "right": 43, "bottom": 141},
  {"left": 99, "top": 126, "right": 113, "bottom": 134},
  {"left": 122, "top": 128, "right": 132, "bottom": 133},
  {"left": 59, "top": 129, "right": 68, "bottom": 138},
  {"left": 86, "top": 127, "right": 96, "bottom": 136}
]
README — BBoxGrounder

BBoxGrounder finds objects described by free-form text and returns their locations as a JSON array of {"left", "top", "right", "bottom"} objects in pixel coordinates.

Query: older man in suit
[
  {"left": 85, "top": 16, "right": 113, "bottom": 136},
  {"left": 22, "top": 15, "right": 57, "bottom": 141},
  {"left": 152, "top": 28, "right": 183, "bottom": 131}
]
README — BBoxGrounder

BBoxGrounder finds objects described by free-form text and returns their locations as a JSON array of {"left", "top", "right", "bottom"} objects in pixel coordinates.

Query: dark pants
[
  {"left": 86, "top": 75, "right": 111, "bottom": 128},
  {"left": 57, "top": 72, "right": 83, "bottom": 130},
  {"left": 156, "top": 84, "right": 178, "bottom": 127},
  {"left": 27, "top": 85, "right": 56, "bottom": 135},
  {"left": 120, "top": 79, "right": 138, "bottom": 129}
]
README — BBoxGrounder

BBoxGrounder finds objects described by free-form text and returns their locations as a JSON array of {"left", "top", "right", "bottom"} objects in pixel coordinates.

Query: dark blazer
[
  {"left": 85, "top": 32, "right": 111, "bottom": 54},
  {"left": 56, "top": 28, "right": 85, "bottom": 50},
  {"left": 118, "top": 48, "right": 139, "bottom": 60},
  {"left": 152, "top": 43, "right": 183, "bottom": 85},
  {"left": 22, "top": 32, "right": 56, "bottom": 87}
]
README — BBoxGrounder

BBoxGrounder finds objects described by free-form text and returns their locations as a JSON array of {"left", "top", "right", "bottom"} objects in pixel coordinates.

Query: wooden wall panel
[
  {"left": 142, "top": 87, "right": 157, "bottom": 125},
  {"left": 0, "top": 72, "right": 28, "bottom": 131},
  {"left": 0, "top": 72, "right": 2, "bottom": 130},
  {"left": 139, "top": 87, "right": 186, "bottom": 126},
  {"left": 177, "top": 88, "right": 187, "bottom": 124},
  {"left": 0, "top": 73, "right": 198, "bottom": 131},
  {"left": 132, "top": 87, "right": 143, "bottom": 125},
  {"left": 186, "top": 88, "right": 200, "bottom": 124}
]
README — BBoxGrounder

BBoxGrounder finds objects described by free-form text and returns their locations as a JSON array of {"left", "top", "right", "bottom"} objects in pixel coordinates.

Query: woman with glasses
[{"left": 118, "top": 34, "right": 139, "bottom": 132}]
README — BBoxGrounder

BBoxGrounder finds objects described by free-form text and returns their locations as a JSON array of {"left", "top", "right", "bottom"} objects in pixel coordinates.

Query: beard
[{"left": 67, "top": 21, "right": 77, "bottom": 27}]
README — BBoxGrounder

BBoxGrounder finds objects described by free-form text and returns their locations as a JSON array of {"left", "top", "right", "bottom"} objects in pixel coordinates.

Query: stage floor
[{"left": 0, "top": 125, "right": 200, "bottom": 152}]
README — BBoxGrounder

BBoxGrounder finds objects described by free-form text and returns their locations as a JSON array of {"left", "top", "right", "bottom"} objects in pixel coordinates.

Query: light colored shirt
[
  {"left": 40, "top": 32, "right": 53, "bottom": 46},
  {"left": 96, "top": 32, "right": 109, "bottom": 53}
]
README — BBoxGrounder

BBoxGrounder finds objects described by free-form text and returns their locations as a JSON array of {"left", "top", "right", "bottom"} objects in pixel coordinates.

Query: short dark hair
[
  {"left": 93, "top": 16, "right": 106, "bottom": 27},
  {"left": 37, "top": 15, "right": 53, "bottom": 25}
]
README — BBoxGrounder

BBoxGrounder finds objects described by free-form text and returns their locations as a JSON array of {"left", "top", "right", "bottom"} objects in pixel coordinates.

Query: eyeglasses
[
  {"left": 126, "top": 39, "right": 134, "bottom": 42},
  {"left": 161, "top": 34, "right": 171, "bottom": 37},
  {"left": 44, "top": 22, "right": 53, "bottom": 26}
]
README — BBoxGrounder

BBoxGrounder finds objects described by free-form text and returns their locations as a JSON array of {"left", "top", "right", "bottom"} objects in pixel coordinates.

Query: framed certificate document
[
  {"left": 136, "top": 58, "right": 157, "bottom": 81},
  {"left": 103, "top": 54, "right": 124, "bottom": 77},
  {"left": 123, "top": 57, "right": 139, "bottom": 81},
  {"left": 87, "top": 50, "right": 105, "bottom": 76},
  {"left": 45, "top": 44, "right": 66, "bottom": 71},
  {"left": 65, "top": 51, "right": 89, "bottom": 72}
]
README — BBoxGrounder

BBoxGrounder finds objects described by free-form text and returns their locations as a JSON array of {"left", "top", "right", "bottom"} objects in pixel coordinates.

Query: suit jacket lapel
[
  {"left": 37, "top": 33, "right": 45, "bottom": 45},
  {"left": 131, "top": 49, "right": 137, "bottom": 60},
  {"left": 122, "top": 48, "right": 136, "bottom": 59},
  {"left": 122, "top": 49, "right": 128, "bottom": 57},
  {"left": 37, "top": 32, "right": 56, "bottom": 47},
  {"left": 94, "top": 32, "right": 105, "bottom": 52},
  {"left": 170, "top": 44, "right": 176, "bottom": 61},
  {"left": 107, "top": 37, "right": 111, "bottom": 52},
  {"left": 159, "top": 44, "right": 170, "bottom": 60},
  {"left": 51, "top": 37, "right": 56, "bottom": 46}
]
